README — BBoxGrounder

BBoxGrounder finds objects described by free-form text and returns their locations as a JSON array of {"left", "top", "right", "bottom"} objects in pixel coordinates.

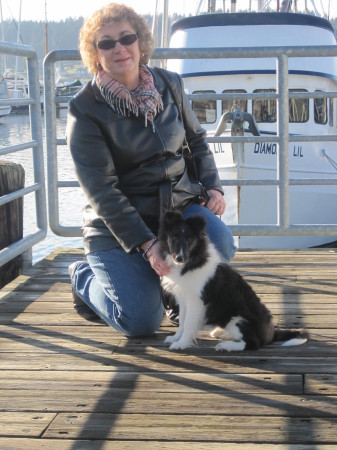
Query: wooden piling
[{"left": 0, "top": 160, "right": 25, "bottom": 288}]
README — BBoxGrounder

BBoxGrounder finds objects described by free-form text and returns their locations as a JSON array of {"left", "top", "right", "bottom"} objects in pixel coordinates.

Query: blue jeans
[{"left": 70, "top": 204, "right": 237, "bottom": 337}]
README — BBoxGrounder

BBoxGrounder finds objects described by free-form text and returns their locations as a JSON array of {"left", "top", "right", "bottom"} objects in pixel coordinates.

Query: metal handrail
[
  {"left": 0, "top": 41, "right": 47, "bottom": 269},
  {"left": 43, "top": 46, "right": 337, "bottom": 239}
]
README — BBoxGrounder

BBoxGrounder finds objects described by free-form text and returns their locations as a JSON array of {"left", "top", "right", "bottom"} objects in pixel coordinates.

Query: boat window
[
  {"left": 191, "top": 90, "right": 216, "bottom": 124},
  {"left": 222, "top": 90, "right": 247, "bottom": 115},
  {"left": 252, "top": 89, "right": 276, "bottom": 123},
  {"left": 314, "top": 91, "right": 327, "bottom": 124},
  {"left": 289, "top": 89, "right": 309, "bottom": 123},
  {"left": 329, "top": 98, "right": 333, "bottom": 127}
]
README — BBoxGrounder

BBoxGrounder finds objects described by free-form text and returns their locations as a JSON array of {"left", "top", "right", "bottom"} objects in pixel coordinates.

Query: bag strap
[
  {"left": 154, "top": 67, "right": 210, "bottom": 204},
  {"left": 154, "top": 67, "right": 183, "bottom": 124},
  {"left": 154, "top": 67, "right": 199, "bottom": 178}
]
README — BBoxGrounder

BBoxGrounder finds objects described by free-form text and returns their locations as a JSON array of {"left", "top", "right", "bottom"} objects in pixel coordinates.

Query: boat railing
[
  {"left": 44, "top": 46, "right": 337, "bottom": 244},
  {"left": 0, "top": 41, "right": 47, "bottom": 270}
]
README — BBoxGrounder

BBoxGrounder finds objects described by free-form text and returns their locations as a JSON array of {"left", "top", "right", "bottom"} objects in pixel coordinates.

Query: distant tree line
[
  {"left": 1, "top": 14, "right": 337, "bottom": 76},
  {"left": 0, "top": 14, "right": 183, "bottom": 75}
]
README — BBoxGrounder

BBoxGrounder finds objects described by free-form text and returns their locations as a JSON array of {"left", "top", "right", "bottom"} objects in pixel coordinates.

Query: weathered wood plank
[
  {"left": 1, "top": 391, "right": 336, "bottom": 416},
  {"left": 0, "top": 324, "right": 336, "bottom": 337},
  {"left": 2, "top": 300, "right": 337, "bottom": 314},
  {"left": 305, "top": 374, "right": 337, "bottom": 395},
  {"left": 0, "top": 352, "right": 336, "bottom": 373},
  {"left": 0, "top": 335, "right": 120, "bottom": 353},
  {"left": 0, "top": 312, "right": 335, "bottom": 328},
  {"left": 0, "top": 412, "right": 55, "bottom": 437},
  {"left": 0, "top": 370, "right": 304, "bottom": 394},
  {"left": 0, "top": 335, "right": 336, "bottom": 356},
  {"left": 0, "top": 439, "right": 336, "bottom": 450},
  {"left": 43, "top": 413, "right": 337, "bottom": 443}
]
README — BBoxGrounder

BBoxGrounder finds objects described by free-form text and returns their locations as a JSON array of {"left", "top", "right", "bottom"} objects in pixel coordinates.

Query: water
[
  {"left": 0, "top": 110, "right": 240, "bottom": 265},
  {"left": 0, "top": 109, "right": 84, "bottom": 264}
]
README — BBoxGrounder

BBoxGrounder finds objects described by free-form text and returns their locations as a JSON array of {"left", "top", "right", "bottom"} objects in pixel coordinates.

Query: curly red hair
[{"left": 79, "top": 3, "right": 154, "bottom": 74}]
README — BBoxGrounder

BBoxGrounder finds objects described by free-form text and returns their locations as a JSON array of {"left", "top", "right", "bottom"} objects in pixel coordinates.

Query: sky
[
  {"left": 1, "top": 0, "right": 336, "bottom": 22},
  {"left": 1, "top": 0, "right": 190, "bottom": 21}
]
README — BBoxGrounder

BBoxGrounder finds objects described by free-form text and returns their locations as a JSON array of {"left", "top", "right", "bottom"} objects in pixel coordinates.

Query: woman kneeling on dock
[{"left": 66, "top": 2, "right": 236, "bottom": 336}]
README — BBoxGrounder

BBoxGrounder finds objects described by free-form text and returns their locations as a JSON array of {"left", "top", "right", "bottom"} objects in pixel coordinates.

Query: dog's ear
[
  {"left": 185, "top": 215, "right": 206, "bottom": 235},
  {"left": 163, "top": 210, "right": 183, "bottom": 228}
]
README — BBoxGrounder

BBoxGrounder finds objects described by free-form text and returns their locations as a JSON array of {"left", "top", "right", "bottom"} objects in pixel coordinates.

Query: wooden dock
[{"left": 0, "top": 248, "right": 337, "bottom": 449}]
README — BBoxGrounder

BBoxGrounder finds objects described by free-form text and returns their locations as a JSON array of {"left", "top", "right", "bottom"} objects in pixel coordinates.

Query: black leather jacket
[{"left": 66, "top": 67, "right": 223, "bottom": 254}]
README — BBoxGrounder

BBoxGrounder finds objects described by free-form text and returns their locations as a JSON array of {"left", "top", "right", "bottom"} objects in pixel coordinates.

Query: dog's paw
[
  {"left": 169, "top": 341, "right": 187, "bottom": 351},
  {"left": 169, "top": 339, "right": 196, "bottom": 351},
  {"left": 215, "top": 340, "right": 246, "bottom": 352},
  {"left": 164, "top": 335, "right": 178, "bottom": 345},
  {"left": 210, "top": 327, "right": 229, "bottom": 339}
]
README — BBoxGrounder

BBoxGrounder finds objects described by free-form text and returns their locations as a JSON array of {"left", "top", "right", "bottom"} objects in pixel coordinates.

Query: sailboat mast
[
  {"left": 14, "top": 0, "right": 22, "bottom": 90},
  {"left": 208, "top": 0, "right": 216, "bottom": 12},
  {"left": 0, "top": 0, "right": 7, "bottom": 75},
  {"left": 44, "top": 0, "right": 48, "bottom": 55}
]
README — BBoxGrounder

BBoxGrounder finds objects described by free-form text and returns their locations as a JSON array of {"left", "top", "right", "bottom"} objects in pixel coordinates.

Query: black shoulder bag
[{"left": 154, "top": 67, "right": 210, "bottom": 204}]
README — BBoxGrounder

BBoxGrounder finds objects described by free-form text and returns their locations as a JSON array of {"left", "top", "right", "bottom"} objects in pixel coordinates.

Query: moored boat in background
[
  {"left": 0, "top": 78, "right": 11, "bottom": 116},
  {"left": 167, "top": 2, "right": 337, "bottom": 248}
]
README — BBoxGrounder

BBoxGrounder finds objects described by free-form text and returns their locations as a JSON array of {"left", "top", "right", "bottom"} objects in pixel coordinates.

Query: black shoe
[{"left": 68, "top": 262, "right": 104, "bottom": 323}]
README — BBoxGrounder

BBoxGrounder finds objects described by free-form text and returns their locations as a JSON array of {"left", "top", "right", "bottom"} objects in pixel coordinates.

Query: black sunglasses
[{"left": 97, "top": 34, "right": 138, "bottom": 50}]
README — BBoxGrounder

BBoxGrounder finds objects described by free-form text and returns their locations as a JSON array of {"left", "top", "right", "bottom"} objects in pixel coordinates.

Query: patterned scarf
[{"left": 95, "top": 65, "right": 163, "bottom": 127}]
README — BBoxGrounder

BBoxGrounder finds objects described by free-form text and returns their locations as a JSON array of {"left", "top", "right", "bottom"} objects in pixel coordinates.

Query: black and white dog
[{"left": 159, "top": 211, "right": 308, "bottom": 351}]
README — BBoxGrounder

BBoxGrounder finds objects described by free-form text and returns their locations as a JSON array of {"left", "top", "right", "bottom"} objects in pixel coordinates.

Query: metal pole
[
  {"left": 160, "top": 0, "right": 169, "bottom": 68},
  {"left": 0, "top": 0, "right": 7, "bottom": 73},
  {"left": 43, "top": 52, "right": 60, "bottom": 234},
  {"left": 208, "top": 0, "right": 216, "bottom": 12},
  {"left": 14, "top": 0, "right": 22, "bottom": 90},
  {"left": 196, "top": 0, "right": 204, "bottom": 15},
  {"left": 151, "top": 0, "right": 159, "bottom": 46},
  {"left": 27, "top": 52, "right": 47, "bottom": 249},
  {"left": 277, "top": 53, "right": 290, "bottom": 230},
  {"left": 161, "top": 0, "right": 169, "bottom": 48}
]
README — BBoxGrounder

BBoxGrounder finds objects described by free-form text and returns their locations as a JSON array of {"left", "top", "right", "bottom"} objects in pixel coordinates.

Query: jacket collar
[
  {"left": 148, "top": 66, "right": 167, "bottom": 96},
  {"left": 91, "top": 78, "right": 106, "bottom": 103}
]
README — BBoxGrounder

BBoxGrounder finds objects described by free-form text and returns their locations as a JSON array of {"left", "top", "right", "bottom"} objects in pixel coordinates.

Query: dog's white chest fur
[
  {"left": 162, "top": 243, "right": 222, "bottom": 350},
  {"left": 162, "top": 242, "right": 222, "bottom": 301}
]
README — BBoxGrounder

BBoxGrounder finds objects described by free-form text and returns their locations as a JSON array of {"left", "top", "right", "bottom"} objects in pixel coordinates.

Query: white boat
[
  {"left": 0, "top": 79, "right": 11, "bottom": 117},
  {"left": 3, "top": 72, "right": 44, "bottom": 113},
  {"left": 55, "top": 79, "right": 83, "bottom": 109},
  {"left": 167, "top": 2, "right": 337, "bottom": 248}
]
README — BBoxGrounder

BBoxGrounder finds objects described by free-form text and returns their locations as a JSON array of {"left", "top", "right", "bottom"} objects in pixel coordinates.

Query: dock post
[{"left": 0, "top": 160, "right": 25, "bottom": 288}]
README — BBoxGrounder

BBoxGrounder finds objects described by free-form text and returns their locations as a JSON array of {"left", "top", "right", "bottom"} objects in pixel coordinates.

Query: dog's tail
[{"left": 273, "top": 329, "right": 309, "bottom": 346}]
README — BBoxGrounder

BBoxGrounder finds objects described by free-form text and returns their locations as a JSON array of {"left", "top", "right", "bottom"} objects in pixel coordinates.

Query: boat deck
[{"left": 0, "top": 248, "right": 337, "bottom": 449}]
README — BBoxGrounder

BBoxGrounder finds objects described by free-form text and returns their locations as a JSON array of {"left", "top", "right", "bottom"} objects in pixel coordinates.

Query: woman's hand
[
  {"left": 141, "top": 240, "right": 170, "bottom": 277},
  {"left": 205, "top": 189, "right": 226, "bottom": 215}
]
